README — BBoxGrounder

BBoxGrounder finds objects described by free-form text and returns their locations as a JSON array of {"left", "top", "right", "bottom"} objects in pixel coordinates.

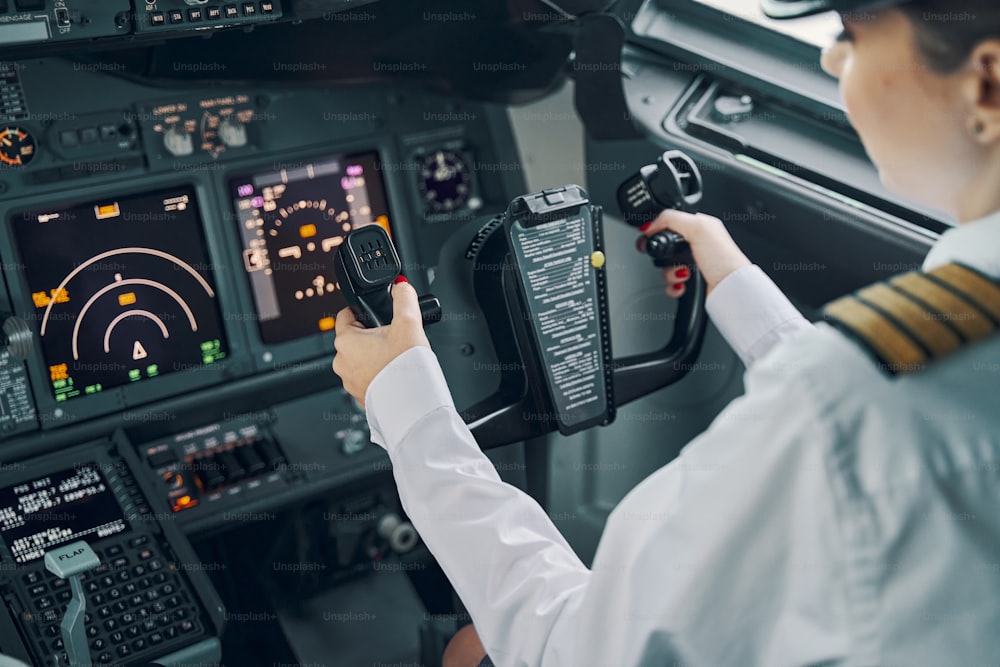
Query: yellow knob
[{"left": 591, "top": 251, "right": 606, "bottom": 268}]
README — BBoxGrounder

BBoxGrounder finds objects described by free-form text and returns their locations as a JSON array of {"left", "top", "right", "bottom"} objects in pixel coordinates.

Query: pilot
[{"left": 334, "top": 0, "right": 1000, "bottom": 665}]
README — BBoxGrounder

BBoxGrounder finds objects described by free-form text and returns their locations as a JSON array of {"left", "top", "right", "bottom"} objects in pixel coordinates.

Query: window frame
[
  {"left": 677, "top": 0, "right": 844, "bottom": 49},
  {"left": 625, "top": 0, "right": 844, "bottom": 115}
]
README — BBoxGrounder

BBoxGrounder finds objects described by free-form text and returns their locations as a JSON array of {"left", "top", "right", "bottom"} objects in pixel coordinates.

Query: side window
[
  {"left": 626, "top": 0, "right": 952, "bottom": 231},
  {"left": 688, "top": 0, "right": 841, "bottom": 46}
]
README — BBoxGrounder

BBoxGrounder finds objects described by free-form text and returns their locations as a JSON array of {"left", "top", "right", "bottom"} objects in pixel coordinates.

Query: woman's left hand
[{"left": 332, "top": 279, "right": 430, "bottom": 408}]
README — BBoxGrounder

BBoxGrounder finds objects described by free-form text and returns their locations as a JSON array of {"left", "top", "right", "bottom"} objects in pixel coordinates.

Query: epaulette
[{"left": 822, "top": 262, "right": 1000, "bottom": 375}]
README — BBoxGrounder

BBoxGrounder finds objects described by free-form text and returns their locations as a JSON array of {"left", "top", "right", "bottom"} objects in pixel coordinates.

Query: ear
[{"left": 966, "top": 40, "right": 1000, "bottom": 143}]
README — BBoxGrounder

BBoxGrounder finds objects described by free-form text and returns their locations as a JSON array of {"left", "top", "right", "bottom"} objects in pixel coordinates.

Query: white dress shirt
[{"left": 364, "top": 212, "right": 1000, "bottom": 666}]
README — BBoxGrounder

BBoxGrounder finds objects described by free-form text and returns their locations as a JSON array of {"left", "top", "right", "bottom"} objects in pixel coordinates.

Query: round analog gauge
[
  {"left": 0, "top": 126, "right": 36, "bottom": 167},
  {"left": 418, "top": 149, "right": 472, "bottom": 212}
]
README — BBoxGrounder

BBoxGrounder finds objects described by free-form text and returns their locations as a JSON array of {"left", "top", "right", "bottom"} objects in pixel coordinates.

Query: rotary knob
[
  {"left": 218, "top": 118, "right": 248, "bottom": 148},
  {"left": 376, "top": 513, "right": 419, "bottom": 553},
  {"left": 162, "top": 470, "right": 185, "bottom": 489},
  {"left": 0, "top": 313, "right": 32, "bottom": 360},
  {"left": 163, "top": 126, "right": 194, "bottom": 157},
  {"left": 339, "top": 428, "right": 369, "bottom": 456}
]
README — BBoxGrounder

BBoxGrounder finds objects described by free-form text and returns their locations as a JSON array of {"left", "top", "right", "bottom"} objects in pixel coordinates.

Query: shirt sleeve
[
  {"left": 706, "top": 264, "right": 814, "bottom": 367},
  {"left": 366, "top": 346, "right": 591, "bottom": 663},
  {"left": 365, "top": 344, "right": 849, "bottom": 667}
]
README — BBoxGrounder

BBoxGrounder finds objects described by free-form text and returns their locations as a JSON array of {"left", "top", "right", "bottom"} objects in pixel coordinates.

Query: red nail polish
[
  {"left": 676, "top": 267, "right": 690, "bottom": 279},
  {"left": 393, "top": 275, "right": 408, "bottom": 284},
  {"left": 639, "top": 222, "right": 653, "bottom": 232}
]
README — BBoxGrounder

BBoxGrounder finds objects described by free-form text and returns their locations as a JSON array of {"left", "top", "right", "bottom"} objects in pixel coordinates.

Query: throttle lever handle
[
  {"left": 333, "top": 225, "right": 441, "bottom": 328},
  {"left": 617, "top": 150, "right": 703, "bottom": 267}
]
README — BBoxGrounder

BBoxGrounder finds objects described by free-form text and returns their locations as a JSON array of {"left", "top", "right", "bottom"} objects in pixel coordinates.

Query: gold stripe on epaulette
[
  {"left": 826, "top": 263, "right": 1000, "bottom": 375},
  {"left": 927, "top": 263, "right": 1000, "bottom": 324},
  {"left": 824, "top": 295, "right": 928, "bottom": 372},
  {"left": 857, "top": 283, "right": 963, "bottom": 357},
  {"left": 889, "top": 272, "right": 996, "bottom": 340}
]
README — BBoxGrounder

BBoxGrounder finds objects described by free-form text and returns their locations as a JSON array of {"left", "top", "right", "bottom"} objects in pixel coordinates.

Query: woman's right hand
[{"left": 640, "top": 210, "right": 751, "bottom": 298}]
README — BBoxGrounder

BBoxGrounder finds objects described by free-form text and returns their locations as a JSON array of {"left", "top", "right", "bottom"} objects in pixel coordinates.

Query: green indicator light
[
  {"left": 128, "top": 369, "right": 141, "bottom": 381},
  {"left": 53, "top": 380, "right": 66, "bottom": 389},
  {"left": 199, "top": 339, "right": 226, "bottom": 365},
  {"left": 146, "top": 364, "right": 159, "bottom": 377},
  {"left": 55, "top": 394, "right": 67, "bottom": 402}
]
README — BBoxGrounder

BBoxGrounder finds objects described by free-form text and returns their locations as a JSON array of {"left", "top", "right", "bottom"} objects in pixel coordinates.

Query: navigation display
[
  {"left": 0, "top": 463, "right": 129, "bottom": 564},
  {"left": 12, "top": 187, "right": 229, "bottom": 402},
  {"left": 230, "top": 152, "right": 392, "bottom": 344}
]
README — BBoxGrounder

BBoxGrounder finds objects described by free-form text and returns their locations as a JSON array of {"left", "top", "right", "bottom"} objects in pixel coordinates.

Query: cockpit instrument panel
[
  {"left": 229, "top": 151, "right": 392, "bottom": 345},
  {"left": 11, "top": 186, "right": 229, "bottom": 403}
]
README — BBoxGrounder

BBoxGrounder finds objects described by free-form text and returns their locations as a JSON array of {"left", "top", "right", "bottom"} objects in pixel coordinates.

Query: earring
[{"left": 970, "top": 118, "right": 986, "bottom": 139}]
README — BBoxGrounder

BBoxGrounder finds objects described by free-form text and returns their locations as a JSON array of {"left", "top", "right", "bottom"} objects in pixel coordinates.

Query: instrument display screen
[
  {"left": 0, "top": 463, "right": 128, "bottom": 565},
  {"left": 229, "top": 152, "right": 392, "bottom": 344},
  {"left": 12, "top": 186, "right": 229, "bottom": 402}
]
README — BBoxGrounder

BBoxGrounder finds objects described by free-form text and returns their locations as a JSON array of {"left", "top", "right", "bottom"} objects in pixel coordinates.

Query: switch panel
[{"left": 140, "top": 416, "right": 295, "bottom": 523}]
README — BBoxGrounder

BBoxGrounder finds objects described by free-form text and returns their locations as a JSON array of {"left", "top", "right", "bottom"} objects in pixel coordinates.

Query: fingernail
[
  {"left": 639, "top": 222, "right": 653, "bottom": 232},
  {"left": 676, "top": 267, "right": 690, "bottom": 279},
  {"left": 393, "top": 275, "right": 408, "bottom": 284}
]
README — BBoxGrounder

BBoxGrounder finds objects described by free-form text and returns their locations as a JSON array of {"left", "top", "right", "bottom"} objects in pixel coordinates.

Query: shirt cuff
[
  {"left": 706, "top": 264, "right": 813, "bottom": 367},
  {"left": 365, "top": 346, "right": 455, "bottom": 454}
]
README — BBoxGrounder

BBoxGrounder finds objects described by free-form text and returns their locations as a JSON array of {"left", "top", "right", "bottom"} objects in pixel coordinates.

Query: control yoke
[
  {"left": 334, "top": 152, "right": 709, "bottom": 449},
  {"left": 458, "top": 151, "right": 709, "bottom": 448}
]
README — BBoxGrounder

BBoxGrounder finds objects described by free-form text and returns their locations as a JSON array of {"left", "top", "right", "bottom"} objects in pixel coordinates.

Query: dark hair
[{"left": 901, "top": 0, "right": 1000, "bottom": 73}]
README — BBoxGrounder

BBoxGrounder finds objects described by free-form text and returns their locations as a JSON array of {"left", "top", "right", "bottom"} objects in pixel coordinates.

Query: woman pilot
[{"left": 333, "top": 0, "right": 1000, "bottom": 664}]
